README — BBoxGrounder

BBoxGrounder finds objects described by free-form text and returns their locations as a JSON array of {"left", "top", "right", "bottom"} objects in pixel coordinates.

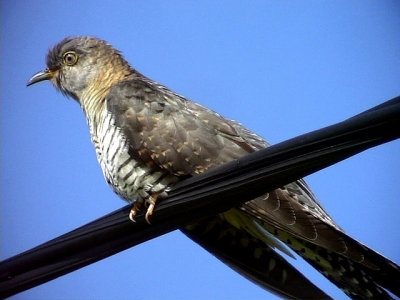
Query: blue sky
[{"left": 1, "top": 1, "right": 399, "bottom": 299}]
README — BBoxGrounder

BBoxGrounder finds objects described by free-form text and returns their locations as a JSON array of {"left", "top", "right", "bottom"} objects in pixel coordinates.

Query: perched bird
[{"left": 27, "top": 36, "right": 399, "bottom": 299}]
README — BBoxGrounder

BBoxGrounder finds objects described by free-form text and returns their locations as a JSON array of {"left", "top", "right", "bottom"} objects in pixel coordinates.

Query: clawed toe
[{"left": 129, "top": 202, "right": 142, "bottom": 222}]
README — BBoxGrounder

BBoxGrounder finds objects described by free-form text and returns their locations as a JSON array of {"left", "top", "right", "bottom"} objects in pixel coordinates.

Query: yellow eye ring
[{"left": 63, "top": 51, "right": 78, "bottom": 66}]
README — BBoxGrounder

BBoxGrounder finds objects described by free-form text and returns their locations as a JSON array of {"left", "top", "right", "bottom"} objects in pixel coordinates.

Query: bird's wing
[
  {"left": 107, "top": 78, "right": 344, "bottom": 250},
  {"left": 107, "top": 79, "right": 256, "bottom": 176},
  {"left": 107, "top": 78, "right": 400, "bottom": 298}
]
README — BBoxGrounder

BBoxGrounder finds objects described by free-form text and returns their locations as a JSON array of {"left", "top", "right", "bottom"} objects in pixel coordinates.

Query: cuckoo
[{"left": 27, "top": 36, "right": 399, "bottom": 299}]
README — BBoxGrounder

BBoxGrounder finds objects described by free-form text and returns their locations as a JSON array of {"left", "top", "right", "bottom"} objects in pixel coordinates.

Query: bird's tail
[
  {"left": 184, "top": 207, "right": 400, "bottom": 299},
  {"left": 278, "top": 227, "right": 399, "bottom": 299},
  {"left": 253, "top": 216, "right": 400, "bottom": 300},
  {"left": 182, "top": 215, "right": 332, "bottom": 300},
  {"left": 238, "top": 184, "right": 400, "bottom": 299}
]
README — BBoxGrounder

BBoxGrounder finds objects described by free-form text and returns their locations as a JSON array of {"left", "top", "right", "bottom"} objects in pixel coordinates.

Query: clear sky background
[{"left": 1, "top": 1, "right": 399, "bottom": 299}]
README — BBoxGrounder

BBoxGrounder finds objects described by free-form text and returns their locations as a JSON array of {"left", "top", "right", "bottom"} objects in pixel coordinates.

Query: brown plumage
[{"left": 27, "top": 36, "right": 400, "bottom": 299}]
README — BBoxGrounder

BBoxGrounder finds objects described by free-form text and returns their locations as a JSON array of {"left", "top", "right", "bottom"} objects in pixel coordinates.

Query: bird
[{"left": 27, "top": 36, "right": 399, "bottom": 299}]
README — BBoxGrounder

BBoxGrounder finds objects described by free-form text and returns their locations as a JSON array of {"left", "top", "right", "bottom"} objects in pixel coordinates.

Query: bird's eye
[{"left": 63, "top": 51, "right": 78, "bottom": 66}]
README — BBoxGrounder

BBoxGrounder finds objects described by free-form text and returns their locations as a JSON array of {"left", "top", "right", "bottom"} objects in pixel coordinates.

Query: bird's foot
[
  {"left": 129, "top": 202, "right": 142, "bottom": 222},
  {"left": 128, "top": 193, "right": 160, "bottom": 224},
  {"left": 144, "top": 194, "right": 159, "bottom": 224}
]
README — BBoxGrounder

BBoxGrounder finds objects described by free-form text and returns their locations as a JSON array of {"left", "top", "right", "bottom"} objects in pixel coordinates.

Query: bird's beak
[{"left": 27, "top": 69, "right": 54, "bottom": 86}]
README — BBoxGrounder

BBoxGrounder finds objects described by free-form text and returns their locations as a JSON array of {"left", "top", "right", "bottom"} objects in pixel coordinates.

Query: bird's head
[{"left": 27, "top": 36, "right": 131, "bottom": 103}]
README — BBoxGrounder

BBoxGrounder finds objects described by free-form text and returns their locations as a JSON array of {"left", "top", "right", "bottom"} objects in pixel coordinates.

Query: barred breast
[{"left": 87, "top": 108, "right": 179, "bottom": 203}]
